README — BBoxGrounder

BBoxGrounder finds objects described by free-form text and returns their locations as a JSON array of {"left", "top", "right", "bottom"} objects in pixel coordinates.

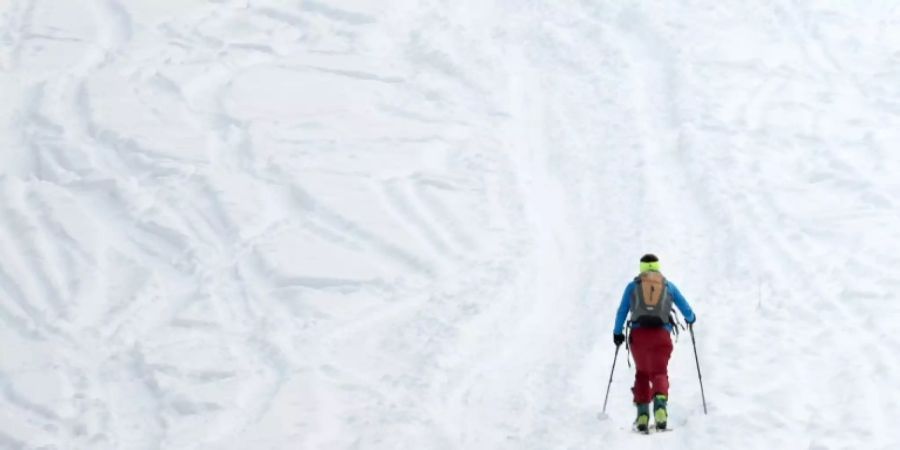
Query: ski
[{"left": 632, "top": 426, "right": 673, "bottom": 434}]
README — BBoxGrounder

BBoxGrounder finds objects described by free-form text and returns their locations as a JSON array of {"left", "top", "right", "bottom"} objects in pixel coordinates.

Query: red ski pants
[{"left": 629, "top": 327, "right": 673, "bottom": 404}]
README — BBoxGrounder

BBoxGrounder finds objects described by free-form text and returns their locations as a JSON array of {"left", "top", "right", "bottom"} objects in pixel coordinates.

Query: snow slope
[{"left": 3, "top": 0, "right": 900, "bottom": 449}]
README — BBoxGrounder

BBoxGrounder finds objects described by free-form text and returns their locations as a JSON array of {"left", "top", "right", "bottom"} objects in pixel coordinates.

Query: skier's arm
[
  {"left": 613, "top": 283, "right": 633, "bottom": 334},
  {"left": 669, "top": 282, "right": 696, "bottom": 323}
]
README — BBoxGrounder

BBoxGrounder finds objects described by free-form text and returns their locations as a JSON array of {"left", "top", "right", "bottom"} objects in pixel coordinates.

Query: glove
[
  {"left": 686, "top": 315, "right": 696, "bottom": 325},
  {"left": 613, "top": 333, "right": 625, "bottom": 346}
]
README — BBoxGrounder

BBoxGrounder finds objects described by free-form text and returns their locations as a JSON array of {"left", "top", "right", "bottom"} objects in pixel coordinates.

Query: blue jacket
[{"left": 613, "top": 278, "right": 696, "bottom": 334}]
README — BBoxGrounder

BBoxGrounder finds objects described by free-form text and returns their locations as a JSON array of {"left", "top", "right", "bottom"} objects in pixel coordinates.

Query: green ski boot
[
  {"left": 653, "top": 394, "right": 668, "bottom": 430},
  {"left": 635, "top": 403, "right": 650, "bottom": 433}
]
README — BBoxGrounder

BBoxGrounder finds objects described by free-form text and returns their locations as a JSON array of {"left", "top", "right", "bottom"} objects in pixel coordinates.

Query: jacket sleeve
[
  {"left": 613, "top": 283, "right": 633, "bottom": 334},
  {"left": 669, "top": 281, "right": 696, "bottom": 323}
]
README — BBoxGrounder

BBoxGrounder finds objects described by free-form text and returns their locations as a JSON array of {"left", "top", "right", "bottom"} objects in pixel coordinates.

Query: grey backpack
[{"left": 629, "top": 271, "right": 673, "bottom": 327}]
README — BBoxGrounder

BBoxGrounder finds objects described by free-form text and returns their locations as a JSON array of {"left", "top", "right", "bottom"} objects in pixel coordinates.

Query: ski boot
[
  {"left": 635, "top": 403, "right": 650, "bottom": 433},
  {"left": 653, "top": 394, "right": 668, "bottom": 430}
]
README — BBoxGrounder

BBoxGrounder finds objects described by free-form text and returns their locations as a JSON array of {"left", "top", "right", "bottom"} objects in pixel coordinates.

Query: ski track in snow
[{"left": 3, "top": 1, "right": 900, "bottom": 449}]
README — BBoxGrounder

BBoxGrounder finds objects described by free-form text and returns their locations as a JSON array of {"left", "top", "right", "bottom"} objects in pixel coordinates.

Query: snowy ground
[{"left": 3, "top": 1, "right": 900, "bottom": 449}]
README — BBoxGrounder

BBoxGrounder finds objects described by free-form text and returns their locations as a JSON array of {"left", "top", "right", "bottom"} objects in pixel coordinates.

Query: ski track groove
[
  {"left": 414, "top": 178, "right": 480, "bottom": 254},
  {"left": 379, "top": 178, "right": 457, "bottom": 259},
  {"left": 608, "top": 13, "right": 736, "bottom": 445},
  {"left": 289, "top": 186, "right": 437, "bottom": 278}
]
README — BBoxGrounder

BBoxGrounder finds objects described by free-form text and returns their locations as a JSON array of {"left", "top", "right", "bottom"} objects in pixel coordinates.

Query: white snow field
[{"left": 3, "top": 0, "right": 900, "bottom": 449}]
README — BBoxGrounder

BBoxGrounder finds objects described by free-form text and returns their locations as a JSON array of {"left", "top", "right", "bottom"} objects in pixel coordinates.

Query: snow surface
[{"left": 3, "top": 0, "right": 900, "bottom": 449}]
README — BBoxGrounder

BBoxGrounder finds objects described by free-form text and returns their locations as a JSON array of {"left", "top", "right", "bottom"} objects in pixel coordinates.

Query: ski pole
[
  {"left": 689, "top": 323, "right": 708, "bottom": 414},
  {"left": 601, "top": 344, "right": 621, "bottom": 415}
]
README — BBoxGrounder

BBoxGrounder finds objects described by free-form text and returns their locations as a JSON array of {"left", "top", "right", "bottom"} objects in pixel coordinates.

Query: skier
[{"left": 613, "top": 254, "right": 696, "bottom": 432}]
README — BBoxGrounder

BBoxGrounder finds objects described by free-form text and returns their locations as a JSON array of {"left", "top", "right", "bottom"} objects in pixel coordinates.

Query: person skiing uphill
[{"left": 613, "top": 254, "right": 696, "bottom": 432}]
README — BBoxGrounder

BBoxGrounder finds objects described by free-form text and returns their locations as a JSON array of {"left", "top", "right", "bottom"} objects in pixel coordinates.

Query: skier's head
[{"left": 639, "top": 253, "right": 660, "bottom": 272}]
